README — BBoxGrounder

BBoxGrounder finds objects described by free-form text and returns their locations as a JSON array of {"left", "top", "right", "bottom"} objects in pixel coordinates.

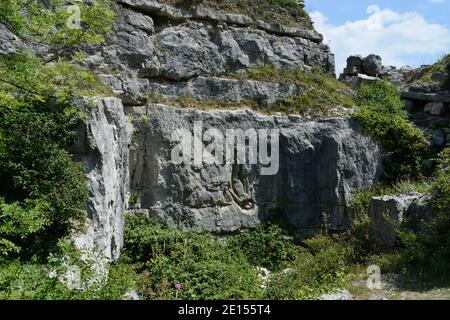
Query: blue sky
[{"left": 305, "top": 0, "right": 450, "bottom": 73}]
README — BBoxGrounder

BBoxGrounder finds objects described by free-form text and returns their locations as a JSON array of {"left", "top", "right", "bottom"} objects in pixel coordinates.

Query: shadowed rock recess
[{"left": 67, "top": 1, "right": 382, "bottom": 258}]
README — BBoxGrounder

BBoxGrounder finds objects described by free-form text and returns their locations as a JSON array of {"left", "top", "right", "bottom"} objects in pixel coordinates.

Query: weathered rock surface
[
  {"left": 344, "top": 55, "right": 364, "bottom": 75},
  {"left": 362, "top": 54, "right": 383, "bottom": 77},
  {"left": 401, "top": 84, "right": 450, "bottom": 150},
  {"left": 0, "top": 25, "right": 22, "bottom": 55},
  {"left": 382, "top": 65, "right": 413, "bottom": 86},
  {"left": 72, "top": 97, "right": 132, "bottom": 259},
  {"left": 404, "top": 194, "right": 436, "bottom": 233},
  {"left": 91, "top": 1, "right": 335, "bottom": 104},
  {"left": 117, "top": 0, "right": 321, "bottom": 42},
  {"left": 339, "top": 54, "right": 413, "bottom": 87},
  {"left": 401, "top": 90, "right": 450, "bottom": 103},
  {"left": 338, "top": 54, "right": 383, "bottom": 88},
  {"left": 127, "top": 104, "right": 382, "bottom": 238},
  {"left": 368, "top": 193, "right": 423, "bottom": 246},
  {"left": 339, "top": 73, "right": 379, "bottom": 88},
  {"left": 2, "top": 1, "right": 389, "bottom": 257},
  {"left": 147, "top": 76, "right": 306, "bottom": 106}
]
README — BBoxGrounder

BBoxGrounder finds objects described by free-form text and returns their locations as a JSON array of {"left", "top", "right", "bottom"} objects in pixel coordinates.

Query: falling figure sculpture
[{"left": 226, "top": 164, "right": 255, "bottom": 210}]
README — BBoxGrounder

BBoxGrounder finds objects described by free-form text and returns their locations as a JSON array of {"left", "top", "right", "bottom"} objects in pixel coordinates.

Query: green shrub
[
  {"left": 354, "top": 81, "right": 428, "bottom": 181},
  {"left": 122, "top": 214, "right": 262, "bottom": 300},
  {"left": 356, "top": 81, "right": 407, "bottom": 117},
  {"left": 423, "top": 149, "right": 450, "bottom": 272},
  {"left": 264, "top": 235, "right": 356, "bottom": 299},
  {"left": 227, "top": 224, "right": 300, "bottom": 271},
  {"left": 0, "top": 1, "right": 115, "bottom": 264},
  {"left": 0, "top": 107, "right": 88, "bottom": 261},
  {"left": 0, "top": 198, "right": 50, "bottom": 258},
  {"left": 354, "top": 109, "right": 428, "bottom": 181},
  {"left": 0, "top": 256, "right": 139, "bottom": 300}
]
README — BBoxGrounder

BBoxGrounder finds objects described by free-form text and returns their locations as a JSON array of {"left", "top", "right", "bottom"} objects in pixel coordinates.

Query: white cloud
[{"left": 310, "top": 6, "right": 450, "bottom": 74}]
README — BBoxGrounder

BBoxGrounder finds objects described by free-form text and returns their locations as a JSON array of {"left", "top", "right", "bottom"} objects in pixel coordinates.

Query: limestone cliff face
[
  {"left": 72, "top": 97, "right": 132, "bottom": 260},
  {"left": 0, "top": 1, "right": 382, "bottom": 258},
  {"left": 68, "top": 1, "right": 381, "bottom": 257},
  {"left": 89, "top": 0, "right": 335, "bottom": 107},
  {"left": 128, "top": 105, "right": 382, "bottom": 238}
]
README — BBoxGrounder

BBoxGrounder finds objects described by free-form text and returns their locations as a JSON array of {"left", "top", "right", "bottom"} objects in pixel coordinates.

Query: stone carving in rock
[
  {"left": 127, "top": 104, "right": 382, "bottom": 239},
  {"left": 147, "top": 76, "right": 306, "bottom": 107},
  {"left": 226, "top": 164, "right": 255, "bottom": 210}
]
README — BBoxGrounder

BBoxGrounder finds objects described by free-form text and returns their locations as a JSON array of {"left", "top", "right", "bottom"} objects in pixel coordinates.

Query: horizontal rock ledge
[
  {"left": 117, "top": 0, "right": 323, "bottom": 43},
  {"left": 147, "top": 76, "right": 307, "bottom": 107},
  {"left": 401, "top": 91, "right": 450, "bottom": 103}
]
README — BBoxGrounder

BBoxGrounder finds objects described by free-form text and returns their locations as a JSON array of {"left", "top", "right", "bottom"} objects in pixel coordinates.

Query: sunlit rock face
[
  {"left": 73, "top": 97, "right": 132, "bottom": 259},
  {"left": 126, "top": 104, "right": 382, "bottom": 239},
  {"left": 65, "top": 1, "right": 383, "bottom": 257}
]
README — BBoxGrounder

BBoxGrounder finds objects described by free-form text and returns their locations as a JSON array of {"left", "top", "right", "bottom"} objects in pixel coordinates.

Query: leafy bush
[
  {"left": 264, "top": 235, "right": 356, "bottom": 299},
  {"left": 0, "top": 1, "right": 115, "bottom": 58},
  {"left": 356, "top": 80, "right": 407, "bottom": 117},
  {"left": 227, "top": 224, "right": 299, "bottom": 271},
  {"left": 0, "top": 0, "right": 114, "bottom": 263},
  {"left": 421, "top": 149, "right": 450, "bottom": 272},
  {"left": 0, "top": 107, "right": 88, "bottom": 261},
  {"left": 354, "top": 81, "right": 428, "bottom": 181},
  {"left": 0, "top": 198, "right": 50, "bottom": 258},
  {"left": 122, "top": 214, "right": 262, "bottom": 300},
  {"left": 0, "top": 255, "right": 139, "bottom": 300}
]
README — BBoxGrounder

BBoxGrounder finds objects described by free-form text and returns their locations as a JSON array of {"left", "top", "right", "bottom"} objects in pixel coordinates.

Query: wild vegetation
[
  {"left": 353, "top": 81, "right": 429, "bottom": 181},
  {"left": 404, "top": 54, "right": 450, "bottom": 89},
  {"left": 0, "top": 1, "right": 115, "bottom": 262},
  {"left": 229, "top": 65, "right": 354, "bottom": 117},
  {"left": 156, "top": 65, "right": 354, "bottom": 117},
  {"left": 0, "top": 1, "right": 448, "bottom": 300},
  {"left": 159, "top": 0, "right": 312, "bottom": 27},
  {"left": 349, "top": 79, "right": 450, "bottom": 286}
]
